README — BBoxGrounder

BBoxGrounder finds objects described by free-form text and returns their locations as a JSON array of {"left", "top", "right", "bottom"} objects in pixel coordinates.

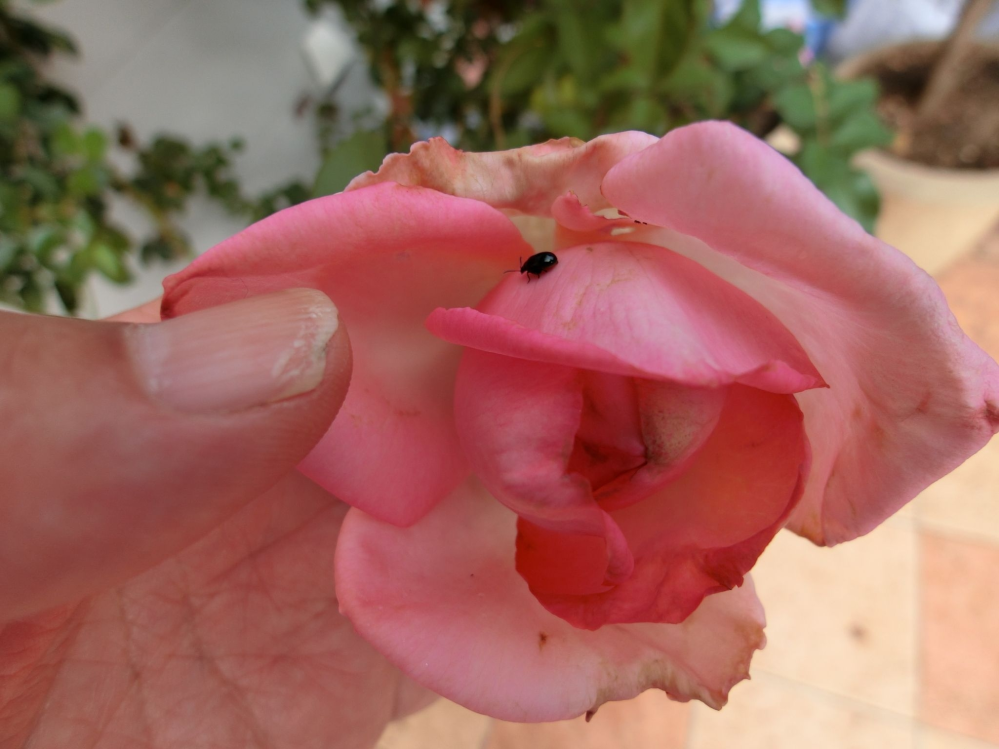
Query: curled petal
[
  {"left": 347, "top": 132, "right": 658, "bottom": 216},
  {"left": 523, "top": 385, "right": 808, "bottom": 628},
  {"left": 429, "top": 242, "right": 824, "bottom": 393},
  {"left": 602, "top": 121, "right": 999, "bottom": 544},
  {"left": 454, "top": 352, "right": 635, "bottom": 588},
  {"left": 335, "top": 478, "right": 767, "bottom": 721},
  {"left": 455, "top": 348, "right": 804, "bottom": 628},
  {"left": 551, "top": 191, "right": 634, "bottom": 233},
  {"left": 162, "top": 184, "right": 534, "bottom": 526}
]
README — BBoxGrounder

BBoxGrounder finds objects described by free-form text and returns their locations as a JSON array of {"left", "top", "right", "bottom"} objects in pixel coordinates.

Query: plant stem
[{"left": 900, "top": 0, "right": 995, "bottom": 154}]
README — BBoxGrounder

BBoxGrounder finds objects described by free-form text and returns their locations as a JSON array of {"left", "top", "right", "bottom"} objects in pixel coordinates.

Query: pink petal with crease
[
  {"left": 602, "top": 121, "right": 999, "bottom": 545},
  {"left": 518, "top": 385, "right": 808, "bottom": 628},
  {"left": 454, "top": 351, "right": 635, "bottom": 590},
  {"left": 455, "top": 348, "right": 806, "bottom": 629},
  {"left": 551, "top": 191, "right": 634, "bottom": 233},
  {"left": 335, "top": 478, "right": 767, "bottom": 721},
  {"left": 429, "top": 242, "right": 824, "bottom": 393}
]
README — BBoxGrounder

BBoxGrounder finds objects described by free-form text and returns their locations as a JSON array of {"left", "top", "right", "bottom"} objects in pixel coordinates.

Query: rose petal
[
  {"left": 455, "top": 350, "right": 801, "bottom": 629},
  {"left": 601, "top": 121, "right": 999, "bottom": 545},
  {"left": 600, "top": 380, "right": 727, "bottom": 511},
  {"left": 551, "top": 191, "right": 634, "bottom": 233},
  {"left": 348, "top": 132, "right": 658, "bottom": 216},
  {"left": 335, "top": 478, "right": 767, "bottom": 721},
  {"left": 162, "top": 183, "right": 534, "bottom": 526},
  {"left": 534, "top": 385, "right": 808, "bottom": 629},
  {"left": 454, "top": 351, "right": 635, "bottom": 588},
  {"left": 429, "top": 242, "right": 824, "bottom": 393}
]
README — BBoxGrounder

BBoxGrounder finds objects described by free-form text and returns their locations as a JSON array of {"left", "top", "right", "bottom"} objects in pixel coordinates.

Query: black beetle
[{"left": 505, "top": 251, "right": 558, "bottom": 282}]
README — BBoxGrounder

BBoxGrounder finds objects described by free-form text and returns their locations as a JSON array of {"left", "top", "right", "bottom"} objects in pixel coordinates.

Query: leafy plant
[
  {"left": 0, "top": 0, "right": 308, "bottom": 314},
  {"left": 309, "top": 0, "right": 891, "bottom": 230}
]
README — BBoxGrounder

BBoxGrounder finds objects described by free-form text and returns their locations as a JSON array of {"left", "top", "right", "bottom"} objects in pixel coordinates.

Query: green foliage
[
  {"left": 313, "top": 128, "right": 387, "bottom": 196},
  {"left": 810, "top": 0, "right": 848, "bottom": 18},
  {"left": 309, "top": 0, "right": 892, "bottom": 232},
  {"left": 774, "top": 64, "right": 892, "bottom": 229},
  {"left": 0, "top": 2, "right": 309, "bottom": 314}
]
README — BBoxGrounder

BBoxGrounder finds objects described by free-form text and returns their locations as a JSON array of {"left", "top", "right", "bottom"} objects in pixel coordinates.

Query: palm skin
[{"left": 0, "top": 473, "right": 426, "bottom": 749}]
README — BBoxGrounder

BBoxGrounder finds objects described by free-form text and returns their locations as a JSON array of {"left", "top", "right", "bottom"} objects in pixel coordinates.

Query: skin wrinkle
[
  {"left": 13, "top": 490, "right": 384, "bottom": 749},
  {"left": 79, "top": 591, "right": 155, "bottom": 749},
  {"left": 182, "top": 525, "right": 347, "bottom": 742},
  {"left": 13, "top": 605, "right": 89, "bottom": 749},
  {"left": 197, "top": 503, "right": 337, "bottom": 595},
  {"left": 170, "top": 558, "right": 273, "bottom": 749}
]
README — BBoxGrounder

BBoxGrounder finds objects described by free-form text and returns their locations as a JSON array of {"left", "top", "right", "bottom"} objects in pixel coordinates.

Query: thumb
[{"left": 0, "top": 288, "right": 351, "bottom": 620}]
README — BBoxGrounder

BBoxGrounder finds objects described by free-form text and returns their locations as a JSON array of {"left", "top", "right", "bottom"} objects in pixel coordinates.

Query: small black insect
[{"left": 505, "top": 251, "right": 558, "bottom": 282}]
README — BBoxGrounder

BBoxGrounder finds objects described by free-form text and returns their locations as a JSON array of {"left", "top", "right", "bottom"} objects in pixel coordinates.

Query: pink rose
[{"left": 161, "top": 122, "right": 999, "bottom": 721}]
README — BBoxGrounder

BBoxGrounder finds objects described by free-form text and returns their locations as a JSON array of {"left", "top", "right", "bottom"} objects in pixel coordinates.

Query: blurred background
[{"left": 2, "top": 0, "right": 998, "bottom": 747}]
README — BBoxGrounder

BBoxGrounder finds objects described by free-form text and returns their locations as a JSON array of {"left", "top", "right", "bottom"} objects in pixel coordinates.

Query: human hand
[{"left": 0, "top": 290, "right": 425, "bottom": 748}]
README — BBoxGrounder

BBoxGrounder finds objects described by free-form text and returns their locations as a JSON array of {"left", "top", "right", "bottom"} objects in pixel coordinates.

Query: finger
[
  {"left": 0, "top": 288, "right": 351, "bottom": 620},
  {"left": 106, "top": 297, "right": 162, "bottom": 323}
]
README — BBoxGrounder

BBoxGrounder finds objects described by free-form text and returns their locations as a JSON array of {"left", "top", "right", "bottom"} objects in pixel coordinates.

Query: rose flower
[{"left": 161, "top": 122, "right": 999, "bottom": 721}]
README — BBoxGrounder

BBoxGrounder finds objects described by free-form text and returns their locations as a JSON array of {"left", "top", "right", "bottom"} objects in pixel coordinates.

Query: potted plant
[
  {"left": 836, "top": 0, "right": 999, "bottom": 274},
  {"left": 0, "top": 2, "right": 310, "bottom": 314},
  {"left": 308, "top": 0, "right": 891, "bottom": 234}
]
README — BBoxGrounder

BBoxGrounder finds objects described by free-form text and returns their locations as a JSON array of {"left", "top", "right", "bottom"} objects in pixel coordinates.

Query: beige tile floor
[{"left": 378, "top": 226, "right": 999, "bottom": 749}]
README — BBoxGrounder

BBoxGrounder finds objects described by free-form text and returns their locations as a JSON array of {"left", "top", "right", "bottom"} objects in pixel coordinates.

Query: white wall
[{"left": 27, "top": 0, "right": 367, "bottom": 317}]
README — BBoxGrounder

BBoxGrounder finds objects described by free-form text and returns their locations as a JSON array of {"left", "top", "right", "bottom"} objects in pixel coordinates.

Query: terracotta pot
[{"left": 837, "top": 41, "right": 999, "bottom": 276}]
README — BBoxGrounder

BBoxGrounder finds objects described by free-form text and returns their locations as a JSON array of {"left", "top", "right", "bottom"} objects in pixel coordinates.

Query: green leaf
[
  {"left": 829, "top": 110, "right": 893, "bottom": 152},
  {"left": 54, "top": 278, "right": 78, "bottom": 313},
  {"left": 743, "top": 52, "right": 804, "bottom": 91},
  {"left": 810, "top": 0, "right": 848, "bottom": 18},
  {"left": 555, "top": 74, "right": 579, "bottom": 107},
  {"left": 774, "top": 82, "right": 817, "bottom": 132},
  {"left": 0, "top": 83, "right": 22, "bottom": 121},
  {"left": 81, "top": 127, "right": 108, "bottom": 162},
  {"left": 0, "top": 60, "right": 33, "bottom": 83},
  {"left": 313, "top": 130, "right": 387, "bottom": 198},
  {"left": 657, "top": 0, "right": 695, "bottom": 77},
  {"left": 20, "top": 281, "right": 45, "bottom": 313},
  {"left": 101, "top": 225, "right": 131, "bottom": 252},
  {"left": 596, "top": 65, "right": 648, "bottom": 94},
  {"left": 765, "top": 28, "right": 804, "bottom": 55},
  {"left": 621, "top": 95, "right": 668, "bottom": 133},
  {"left": 0, "top": 237, "right": 18, "bottom": 268},
  {"left": 140, "top": 236, "right": 180, "bottom": 264},
  {"left": 498, "top": 44, "right": 550, "bottom": 96},
  {"left": 26, "top": 225, "right": 62, "bottom": 257},
  {"left": 825, "top": 78, "right": 879, "bottom": 124},
  {"left": 514, "top": 13, "right": 552, "bottom": 44},
  {"left": 704, "top": 28, "right": 770, "bottom": 72},
  {"left": 70, "top": 209, "right": 97, "bottom": 245},
  {"left": 661, "top": 57, "right": 734, "bottom": 117},
  {"left": 727, "top": 0, "right": 762, "bottom": 30},
  {"left": 555, "top": 9, "right": 596, "bottom": 83},
  {"left": 90, "top": 241, "right": 130, "bottom": 283},
  {"left": 50, "top": 121, "right": 80, "bottom": 158},
  {"left": 620, "top": 0, "right": 664, "bottom": 81},
  {"left": 796, "top": 139, "right": 880, "bottom": 232},
  {"left": 541, "top": 107, "right": 592, "bottom": 139},
  {"left": 22, "top": 166, "right": 61, "bottom": 200},
  {"left": 67, "top": 165, "right": 107, "bottom": 197}
]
